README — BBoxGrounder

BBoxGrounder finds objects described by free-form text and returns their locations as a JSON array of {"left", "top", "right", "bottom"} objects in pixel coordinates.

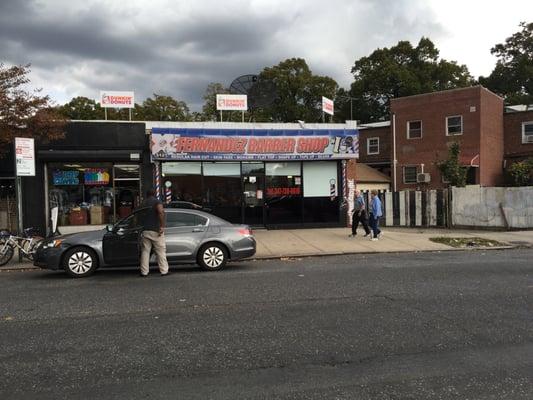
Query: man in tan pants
[{"left": 140, "top": 189, "right": 169, "bottom": 277}]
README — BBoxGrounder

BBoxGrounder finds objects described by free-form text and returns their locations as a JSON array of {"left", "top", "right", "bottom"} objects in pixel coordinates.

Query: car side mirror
[{"left": 106, "top": 224, "right": 114, "bottom": 232}]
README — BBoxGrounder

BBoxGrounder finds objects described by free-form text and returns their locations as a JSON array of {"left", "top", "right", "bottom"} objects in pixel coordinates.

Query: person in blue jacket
[{"left": 369, "top": 190, "right": 383, "bottom": 241}]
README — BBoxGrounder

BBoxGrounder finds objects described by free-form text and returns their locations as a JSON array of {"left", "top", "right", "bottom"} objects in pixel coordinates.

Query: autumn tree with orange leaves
[{"left": 0, "top": 64, "right": 67, "bottom": 156}]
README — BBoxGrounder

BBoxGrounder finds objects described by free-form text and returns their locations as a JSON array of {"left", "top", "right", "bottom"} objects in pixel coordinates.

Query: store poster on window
[
  {"left": 84, "top": 169, "right": 110, "bottom": 185},
  {"left": 53, "top": 170, "right": 80, "bottom": 185},
  {"left": 151, "top": 128, "right": 359, "bottom": 161}
]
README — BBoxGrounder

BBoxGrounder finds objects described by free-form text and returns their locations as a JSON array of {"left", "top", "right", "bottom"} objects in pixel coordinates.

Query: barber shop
[{"left": 149, "top": 123, "right": 359, "bottom": 228}]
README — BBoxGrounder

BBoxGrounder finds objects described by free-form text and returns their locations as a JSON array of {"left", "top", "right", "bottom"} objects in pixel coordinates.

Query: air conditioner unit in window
[
  {"left": 417, "top": 173, "right": 431, "bottom": 183},
  {"left": 526, "top": 136, "right": 533, "bottom": 143}
]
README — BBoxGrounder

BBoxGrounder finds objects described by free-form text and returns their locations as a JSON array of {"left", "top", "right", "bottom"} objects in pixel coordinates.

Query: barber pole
[
  {"left": 154, "top": 162, "right": 161, "bottom": 200},
  {"left": 330, "top": 179, "right": 337, "bottom": 201},
  {"left": 165, "top": 187, "right": 172, "bottom": 204}
]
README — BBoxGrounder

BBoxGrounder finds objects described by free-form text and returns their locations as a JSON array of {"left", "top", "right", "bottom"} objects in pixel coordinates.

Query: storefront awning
[{"left": 459, "top": 153, "right": 479, "bottom": 167}]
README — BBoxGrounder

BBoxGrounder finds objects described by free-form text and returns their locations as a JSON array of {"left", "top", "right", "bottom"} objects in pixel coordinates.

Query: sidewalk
[{"left": 2, "top": 227, "right": 533, "bottom": 271}]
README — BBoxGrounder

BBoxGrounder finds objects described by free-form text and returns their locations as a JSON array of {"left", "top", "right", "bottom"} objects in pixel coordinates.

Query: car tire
[
  {"left": 63, "top": 247, "right": 98, "bottom": 278},
  {"left": 198, "top": 243, "right": 228, "bottom": 271}
]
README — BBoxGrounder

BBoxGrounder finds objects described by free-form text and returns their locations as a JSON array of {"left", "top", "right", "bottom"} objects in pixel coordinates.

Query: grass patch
[{"left": 429, "top": 237, "right": 504, "bottom": 248}]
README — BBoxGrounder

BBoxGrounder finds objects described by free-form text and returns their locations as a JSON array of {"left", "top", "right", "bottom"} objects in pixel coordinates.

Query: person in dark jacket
[
  {"left": 139, "top": 189, "right": 169, "bottom": 276},
  {"left": 349, "top": 189, "right": 371, "bottom": 237}
]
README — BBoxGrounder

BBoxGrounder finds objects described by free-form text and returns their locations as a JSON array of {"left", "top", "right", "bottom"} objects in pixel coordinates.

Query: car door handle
[{"left": 192, "top": 228, "right": 204, "bottom": 232}]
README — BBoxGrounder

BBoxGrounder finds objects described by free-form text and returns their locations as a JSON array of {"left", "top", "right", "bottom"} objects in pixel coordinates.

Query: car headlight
[{"left": 43, "top": 239, "right": 63, "bottom": 249}]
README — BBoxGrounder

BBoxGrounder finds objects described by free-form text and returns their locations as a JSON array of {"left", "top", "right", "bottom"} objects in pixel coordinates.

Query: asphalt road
[{"left": 0, "top": 250, "right": 532, "bottom": 399}]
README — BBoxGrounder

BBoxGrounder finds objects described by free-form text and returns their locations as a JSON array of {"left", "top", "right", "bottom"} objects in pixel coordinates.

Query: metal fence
[{"left": 355, "top": 189, "right": 450, "bottom": 228}]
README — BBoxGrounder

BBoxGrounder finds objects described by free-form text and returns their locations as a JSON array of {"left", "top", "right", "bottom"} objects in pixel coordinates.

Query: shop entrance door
[{"left": 242, "top": 162, "right": 264, "bottom": 226}]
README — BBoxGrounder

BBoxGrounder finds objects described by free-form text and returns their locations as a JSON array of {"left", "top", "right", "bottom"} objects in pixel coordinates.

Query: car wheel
[
  {"left": 198, "top": 243, "right": 227, "bottom": 271},
  {"left": 63, "top": 247, "right": 98, "bottom": 278}
]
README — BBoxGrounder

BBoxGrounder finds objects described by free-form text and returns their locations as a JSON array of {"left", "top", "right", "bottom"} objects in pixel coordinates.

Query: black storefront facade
[
  {"left": 9, "top": 121, "right": 152, "bottom": 235},
  {"left": 150, "top": 124, "right": 359, "bottom": 229}
]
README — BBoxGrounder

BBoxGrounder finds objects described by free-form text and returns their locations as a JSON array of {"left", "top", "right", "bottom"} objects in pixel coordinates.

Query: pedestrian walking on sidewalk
[
  {"left": 349, "top": 189, "right": 371, "bottom": 238},
  {"left": 139, "top": 189, "right": 169, "bottom": 277},
  {"left": 369, "top": 190, "right": 383, "bottom": 241}
]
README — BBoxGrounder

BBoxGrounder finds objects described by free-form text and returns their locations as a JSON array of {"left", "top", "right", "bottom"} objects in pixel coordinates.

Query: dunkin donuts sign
[
  {"left": 216, "top": 94, "right": 248, "bottom": 111},
  {"left": 99, "top": 91, "right": 135, "bottom": 108}
]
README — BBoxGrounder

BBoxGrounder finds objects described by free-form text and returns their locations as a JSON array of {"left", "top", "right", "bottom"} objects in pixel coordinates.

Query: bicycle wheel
[
  {"left": 23, "top": 237, "right": 44, "bottom": 261},
  {"left": 0, "top": 244, "right": 14, "bottom": 266}
]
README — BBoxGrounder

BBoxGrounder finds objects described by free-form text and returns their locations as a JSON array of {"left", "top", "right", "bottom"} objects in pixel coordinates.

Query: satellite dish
[{"left": 229, "top": 74, "right": 277, "bottom": 110}]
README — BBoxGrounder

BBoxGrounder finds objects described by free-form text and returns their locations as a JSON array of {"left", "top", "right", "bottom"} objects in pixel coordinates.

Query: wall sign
[
  {"left": 151, "top": 128, "right": 358, "bottom": 161},
  {"left": 15, "top": 137, "right": 35, "bottom": 176}
]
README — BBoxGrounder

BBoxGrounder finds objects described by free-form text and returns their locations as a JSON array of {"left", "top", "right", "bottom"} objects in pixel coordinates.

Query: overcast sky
[{"left": 1, "top": 0, "right": 531, "bottom": 110}]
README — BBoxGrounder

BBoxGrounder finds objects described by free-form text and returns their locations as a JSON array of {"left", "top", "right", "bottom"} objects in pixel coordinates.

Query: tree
[
  {"left": 479, "top": 22, "right": 533, "bottom": 105},
  {"left": 138, "top": 94, "right": 190, "bottom": 121},
  {"left": 257, "top": 58, "right": 338, "bottom": 122},
  {"left": 201, "top": 82, "right": 229, "bottom": 121},
  {"left": 341, "top": 38, "right": 474, "bottom": 122},
  {"left": 0, "top": 64, "right": 67, "bottom": 156},
  {"left": 59, "top": 96, "right": 104, "bottom": 120},
  {"left": 507, "top": 158, "right": 533, "bottom": 186},
  {"left": 437, "top": 142, "right": 468, "bottom": 187}
]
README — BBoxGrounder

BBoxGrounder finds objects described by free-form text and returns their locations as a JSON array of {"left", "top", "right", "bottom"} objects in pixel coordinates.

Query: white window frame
[
  {"left": 522, "top": 121, "right": 533, "bottom": 144},
  {"left": 407, "top": 120, "right": 423, "bottom": 139},
  {"left": 367, "top": 137, "right": 379, "bottom": 155},
  {"left": 403, "top": 166, "right": 418, "bottom": 184},
  {"left": 446, "top": 115, "right": 463, "bottom": 136}
]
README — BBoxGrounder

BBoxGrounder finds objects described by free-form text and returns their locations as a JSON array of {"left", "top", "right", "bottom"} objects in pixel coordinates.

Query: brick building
[
  {"left": 390, "top": 86, "right": 504, "bottom": 191},
  {"left": 503, "top": 106, "right": 533, "bottom": 166},
  {"left": 357, "top": 121, "right": 391, "bottom": 176}
]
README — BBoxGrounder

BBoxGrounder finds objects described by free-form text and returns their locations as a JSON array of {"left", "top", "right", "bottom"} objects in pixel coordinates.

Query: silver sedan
[{"left": 34, "top": 208, "right": 256, "bottom": 278}]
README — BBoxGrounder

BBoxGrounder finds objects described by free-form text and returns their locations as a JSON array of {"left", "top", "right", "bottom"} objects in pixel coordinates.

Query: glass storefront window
[
  {"left": 114, "top": 165, "right": 140, "bottom": 221},
  {"left": 162, "top": 162, "right": 202, "bottom": 204},
  {"left": 47, "top": 163, "right": 141, "bottom": 227},
  {"left": 303, "top": 161, "right": 339, "bottom": 223},
  {"left": 48, "top": 163, "right": 113, "bottom": 226},
  {"left": 265, "top": 162, "right": 302, "bottom": 224},
  {"left": 203, "top": 162, "right": 241, "bottom": 223}
]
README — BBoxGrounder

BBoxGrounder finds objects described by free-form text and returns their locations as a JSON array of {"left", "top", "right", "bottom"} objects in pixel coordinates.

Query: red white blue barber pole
[
  {"left": 164, "top": 180, "right": 172, "bottom": 204},
  {"left": 154, "top": 162, "right": 161, "bottom": 200},
  {"left": 330, "top": 178, "right": 336, "bottom": 201}
]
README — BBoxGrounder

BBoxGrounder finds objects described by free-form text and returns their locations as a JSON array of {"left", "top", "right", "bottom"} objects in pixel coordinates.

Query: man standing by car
[
  {"left": 140, "top": 189, "right": 169, "bottom": 277},
  {"left": 349, "top": 189, "right": 371, "bottom": 237}
]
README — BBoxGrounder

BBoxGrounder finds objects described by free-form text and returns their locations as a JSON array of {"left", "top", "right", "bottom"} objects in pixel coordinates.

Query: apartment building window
[
  {"left": 403, "top": 166, "right": 418, "bottom": 184},
  {"left": 446, "top": 115, "right": 463, "bottom": 135},
  {"left": 407, "top": 120, "right": 422, "bottom": 139},
  {"left": 522, "top": 122, "right": 533, "bottom": 143},
  {"left": 367, "top": 137, "right": 379, "bottom": 155}
]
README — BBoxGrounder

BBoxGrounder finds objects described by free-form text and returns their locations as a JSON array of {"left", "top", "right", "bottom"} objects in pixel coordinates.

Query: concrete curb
[{"left": 0, "top": 245, "right": 521, "bottom": 272}]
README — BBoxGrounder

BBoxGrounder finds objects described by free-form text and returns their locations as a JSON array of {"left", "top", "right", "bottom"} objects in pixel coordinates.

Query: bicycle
[{"left": 0, "top": 228, "right": 44, "bottom": 266}]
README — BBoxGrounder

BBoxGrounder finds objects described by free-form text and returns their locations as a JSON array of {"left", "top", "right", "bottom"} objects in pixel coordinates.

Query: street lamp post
[{"left": 337, "top": 95, "right": 355, "bottom": 121}]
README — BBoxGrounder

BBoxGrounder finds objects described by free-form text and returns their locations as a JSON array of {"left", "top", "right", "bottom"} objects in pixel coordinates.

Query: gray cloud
[{"left": 0, "top": 0, "right": 447, "bottom": 110}]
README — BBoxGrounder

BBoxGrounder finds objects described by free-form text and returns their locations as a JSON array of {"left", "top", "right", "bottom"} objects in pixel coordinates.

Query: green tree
[
  {"left": 479, "top": 22, "right": 533, "bottom": 105},
  {"left": 201, "top": 82, "right": 229, "bottom": 121},
  {"left": 507, "top": 158, "right": 533, "bottom": 186},
  {"left": 257, "top": 58, "right": 338, "bottom": 122},
  {"left": 0, "top": 63, "right": 67, "bottom": 155},
  {"left": 437, "top": 142, "right": 468, "bottom": 187},
  {"left": 59, "top": 96, "right": 105, "bottom": 120},
  {"left": 138, "top": 94, "right": 190, "bottom": 121},
  {"left": 340, "top": 38, "right": 474, "bottom": 122}
]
